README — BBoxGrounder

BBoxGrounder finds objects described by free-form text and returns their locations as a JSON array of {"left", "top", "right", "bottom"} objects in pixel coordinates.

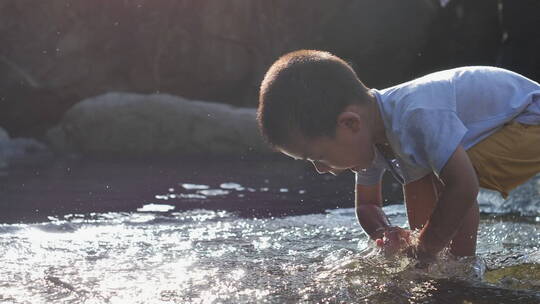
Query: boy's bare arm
[
  {"left": 403, "top": 172, "right": 439, "bottom": 231},
  {"left": 355, "top": 182, "right": 391, "bottom": 240},
  {"left": 416, "top": 145, "right": 479, "bottom": 259}
]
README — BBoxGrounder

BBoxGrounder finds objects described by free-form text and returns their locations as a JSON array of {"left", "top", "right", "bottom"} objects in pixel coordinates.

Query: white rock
[
  {"left": 1, "top": 138, "right": 49, "bottom": 159},
  {"left": 45, "top": 125, "right": 70, "bottom": 153},
  {"left": 0, "top": 127, "right": 7, "bottom": 169},
  {"left": 54, "top": 92, "right": 271, "bottom": 156},
  {"left": 0, "top": 127, "right": 9, "bottom": 141},
  {"left": 0, "top": 127, "right": 50, "bottom": 168}
]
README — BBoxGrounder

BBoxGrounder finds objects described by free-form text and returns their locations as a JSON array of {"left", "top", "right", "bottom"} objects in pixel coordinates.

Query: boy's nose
[{"left": 312, "top": 161, "right": 339, "bottom": 176}]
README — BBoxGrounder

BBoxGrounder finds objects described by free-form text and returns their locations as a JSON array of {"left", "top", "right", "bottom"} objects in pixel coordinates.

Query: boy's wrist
[
  {"left": 373, "top": 225, "right": 399, "bottom": 240},
  {"left": 373, "top": 226, "right": 388, "bottom": 240}
]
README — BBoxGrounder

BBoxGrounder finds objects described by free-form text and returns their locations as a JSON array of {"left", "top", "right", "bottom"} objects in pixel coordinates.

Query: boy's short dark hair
[{"left": 257, "top": 50, "right": 371, "bottom": 148}]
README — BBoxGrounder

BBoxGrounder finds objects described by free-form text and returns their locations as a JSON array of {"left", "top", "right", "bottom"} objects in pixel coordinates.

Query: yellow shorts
[{"left": 466, "top": 121, "right": 540, "bottom": 198}]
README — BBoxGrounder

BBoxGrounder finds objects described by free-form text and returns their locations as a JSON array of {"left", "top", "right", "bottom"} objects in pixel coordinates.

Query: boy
[{"left": 257, "top": 50, "right": 540, "bottom": 263}]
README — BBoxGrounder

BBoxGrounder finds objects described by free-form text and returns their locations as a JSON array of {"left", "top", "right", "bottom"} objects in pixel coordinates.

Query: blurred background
[
  {"left": 1, "top": 0, "right": 539, "bottom": 221},
  {"left": 1, "top": 2, "right": 540, "bottom": 302}
]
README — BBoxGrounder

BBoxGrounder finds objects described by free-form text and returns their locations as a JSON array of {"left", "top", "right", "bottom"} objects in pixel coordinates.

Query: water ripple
[{"left": 0, "top": 208, "right": 539, "bottom": 303}]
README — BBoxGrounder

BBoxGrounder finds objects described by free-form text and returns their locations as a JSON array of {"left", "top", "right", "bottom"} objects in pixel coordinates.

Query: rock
[
  {"left": 45, "top": 125, "right": 69, "bottom": 154},
  {"left": 484, "top": 263, "right": 540, "bottom": 291},
  {"left": 0, "top": 127, "right": 9, "bottom": 141},
  {"left": 53, "top": 92, "right": 272, "bottom": 157},
  {"left": 498, "top": 0, "right": 540, "bottom": 82},
  {"left": 0, "top": 86, "right": 80, "bottom": 138},
  {"left": 413, "top": 0, "right": 501, "bottom": 75},
  {"left": 1, "top": 0, "right": 439, "bottom": 139},
  {"left": 2, "top": 138, "right": 50, "bottom": 160},
  {"left": 0, "top": 126, "right": 51, "bottom": 168},
  {"left": 0, "top": 127, "right": 9, "bottom": 168},
  {"left": 0, "top": 0, "right": 436, "bottom": 108}
]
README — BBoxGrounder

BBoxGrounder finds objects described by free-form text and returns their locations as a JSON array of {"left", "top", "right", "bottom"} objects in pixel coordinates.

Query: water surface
[
  {"left": 0, "top": 159, "right": 539, "bottom": 303},
  {"left": 0, "top": 205, "right": 538, "bottom": 303}
]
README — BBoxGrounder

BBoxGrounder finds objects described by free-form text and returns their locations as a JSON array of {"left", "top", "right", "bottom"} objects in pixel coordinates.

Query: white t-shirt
[{"left": 356, "top": 66, "right": 540, "bottom": 185}]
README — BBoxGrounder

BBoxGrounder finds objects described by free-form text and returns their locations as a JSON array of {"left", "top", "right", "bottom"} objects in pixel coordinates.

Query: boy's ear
[{"left": 336, "top": 111, "right": 362, "bottom": 132}]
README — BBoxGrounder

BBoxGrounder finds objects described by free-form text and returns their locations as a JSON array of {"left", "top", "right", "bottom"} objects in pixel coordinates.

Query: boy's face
[{"left": 278, "top": 110, "right": 375, "bottom": 175}]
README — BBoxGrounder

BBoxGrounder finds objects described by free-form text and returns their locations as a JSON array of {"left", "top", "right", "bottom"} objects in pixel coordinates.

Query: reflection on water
[
  {"left": 1, "top": 160, "right": 539, "bottom": 303},
  {"left": 0, "top": 205, "right": 538, "bottom": 303}
]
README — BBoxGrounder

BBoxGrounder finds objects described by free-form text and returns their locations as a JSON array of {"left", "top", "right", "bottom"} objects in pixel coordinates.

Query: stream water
[{"left": 0, "top": 159, "right": 539, "bottom": 303}]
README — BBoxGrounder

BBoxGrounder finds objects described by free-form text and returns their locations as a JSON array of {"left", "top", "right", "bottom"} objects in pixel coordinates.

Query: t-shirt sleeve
[
  {"left": 400, "top": 108, "right": 468, "bottom": 176},
  {"left": 355, "top": 167, "right": 385, "bottom": 185}
]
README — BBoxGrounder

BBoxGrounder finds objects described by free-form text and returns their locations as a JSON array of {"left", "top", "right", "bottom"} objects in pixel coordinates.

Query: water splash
[
  {"left": 0, "top": 206, "right": 538, "bottom": 303},
  {"left": 478, "top": 175, "right": 540, "bottom": 216}
]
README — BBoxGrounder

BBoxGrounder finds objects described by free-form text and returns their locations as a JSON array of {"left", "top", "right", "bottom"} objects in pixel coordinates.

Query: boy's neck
[{"left": 368, "top": 94, "right": 388, "bottom": 146}]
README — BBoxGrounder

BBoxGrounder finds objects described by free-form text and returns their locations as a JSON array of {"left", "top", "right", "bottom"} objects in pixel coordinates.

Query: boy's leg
[
  {"left": 404, "top": 172, "right": 479, "bottom": 256},
  {"left": 448, "top": 201, "right": 479, "bottom": 256},
  {"left": 449, "top": 121, "right": 540, "bottom": 256}
]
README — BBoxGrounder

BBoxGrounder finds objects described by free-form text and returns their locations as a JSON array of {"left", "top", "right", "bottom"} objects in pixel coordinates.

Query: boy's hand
[
  {"left": 375, "top": 226, "right": 412, "bottom": 257},
  {"left": 376, "top": 227, "right": 437, "bottom": 268},
  {"left": 401, "top": 242, "right": 438, "bottom": 268}
]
